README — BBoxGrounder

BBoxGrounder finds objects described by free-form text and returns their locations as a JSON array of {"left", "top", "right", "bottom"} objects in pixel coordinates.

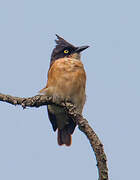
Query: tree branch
[{"left": 0, "top": 93, "right": 108, "bottom": 180}]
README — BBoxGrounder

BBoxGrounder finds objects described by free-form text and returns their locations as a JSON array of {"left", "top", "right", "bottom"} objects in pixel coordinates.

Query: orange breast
[{"left": 46, "top": 58, "right": 86, "bottom": 113}]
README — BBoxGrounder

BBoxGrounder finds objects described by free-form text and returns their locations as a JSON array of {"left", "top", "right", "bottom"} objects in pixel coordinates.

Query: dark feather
[
  {"left": 66, "top": 119, "right": 76, "bottom": 135},
  {"left": 55, "top": 34, "right": 75, "bottom": 49},
  {"left": 57, "top": 119, "right": 76, "bottom": 146},
  {"left": 47, "top": 106, "right": 57, "bottom": 131},
  {"left": 57, "top": 129, "right": 72, "bottom": 146},
  {"left": 50, "top": 34, "right": 76, "bottom": 62}
]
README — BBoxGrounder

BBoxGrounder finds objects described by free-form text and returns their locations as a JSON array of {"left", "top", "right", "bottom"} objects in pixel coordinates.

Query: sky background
[{"left": 0, "top": 0, "right": 140, "bottom": 179}]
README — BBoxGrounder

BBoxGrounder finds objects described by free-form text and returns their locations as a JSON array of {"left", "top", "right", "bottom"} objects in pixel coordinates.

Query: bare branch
[{"left": 0, "top": 92, "right": 108, "bottom": 180}]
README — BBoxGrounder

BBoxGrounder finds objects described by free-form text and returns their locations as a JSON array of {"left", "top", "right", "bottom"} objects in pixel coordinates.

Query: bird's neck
[{"left": 68, "top": 53, "right": 81, "bottom": 60}]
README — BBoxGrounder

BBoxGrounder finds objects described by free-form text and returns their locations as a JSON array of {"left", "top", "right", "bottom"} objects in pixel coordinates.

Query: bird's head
[{"left": 50, "top": 34, "right": 89, "bottom": 62}]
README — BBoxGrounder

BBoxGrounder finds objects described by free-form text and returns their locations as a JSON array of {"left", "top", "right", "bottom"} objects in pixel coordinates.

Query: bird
[{"left": 39, "top": 34, "right": 89, "bottom": 146}]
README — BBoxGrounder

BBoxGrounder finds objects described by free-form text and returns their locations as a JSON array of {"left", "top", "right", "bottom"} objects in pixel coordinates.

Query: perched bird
[{"left": 40, "top": 35, "right": 89, "bottom": 146}]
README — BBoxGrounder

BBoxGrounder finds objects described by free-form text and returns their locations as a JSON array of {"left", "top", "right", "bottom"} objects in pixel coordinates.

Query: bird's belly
[
  {"left": 51, "top": 73, "right": 85, "bottom": 113},
  {"left": 47, "top": 58, "right": 86, "bottom": 113}
]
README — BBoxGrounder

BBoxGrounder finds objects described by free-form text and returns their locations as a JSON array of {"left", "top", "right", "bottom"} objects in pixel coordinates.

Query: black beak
[{"left": 75, "top": 45, "right": 89, "bottom": 53}]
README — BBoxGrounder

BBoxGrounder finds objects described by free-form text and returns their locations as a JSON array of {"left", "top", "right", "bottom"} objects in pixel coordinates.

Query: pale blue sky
[{"left": 0, "top": 0, "right": 140, "bottom": 179}]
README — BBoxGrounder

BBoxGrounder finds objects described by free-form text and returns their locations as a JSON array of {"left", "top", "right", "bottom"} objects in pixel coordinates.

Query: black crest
[
  {"left": 50, "top": 34, "right": 76, "bottom": 62},
  {"left": 55, "top": 34, "right": 75, "bottom": 49}
]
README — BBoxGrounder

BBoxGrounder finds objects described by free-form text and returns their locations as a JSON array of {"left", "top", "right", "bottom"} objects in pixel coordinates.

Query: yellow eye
[{"left": 64, "top": 49, "right": 69, "bottom": 54}]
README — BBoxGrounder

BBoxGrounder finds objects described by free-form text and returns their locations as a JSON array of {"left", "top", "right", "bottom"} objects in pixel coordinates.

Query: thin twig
[{"left": 0, "top": 93, "right": 108, "bottom": 180}]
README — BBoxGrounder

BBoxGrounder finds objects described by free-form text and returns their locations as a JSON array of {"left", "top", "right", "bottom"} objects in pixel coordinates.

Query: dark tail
[
  {"left": 57, "top": 128, "right": 71, "bottom": 146},
  {"left": 57, "top": 122, "right": 76, "bottom": 146}
]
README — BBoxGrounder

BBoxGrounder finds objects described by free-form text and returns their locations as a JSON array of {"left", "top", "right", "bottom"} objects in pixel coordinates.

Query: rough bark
[{"left": 0, "top": 93, "right": 108, "bottom": 180}]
